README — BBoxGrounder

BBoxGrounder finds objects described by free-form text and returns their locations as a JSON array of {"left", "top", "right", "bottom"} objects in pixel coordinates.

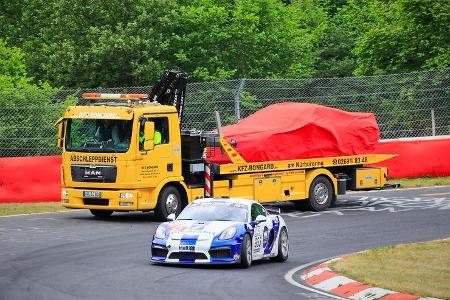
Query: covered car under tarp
[{"left": 208, "top": 102, "right": 379, "bottom": 164}]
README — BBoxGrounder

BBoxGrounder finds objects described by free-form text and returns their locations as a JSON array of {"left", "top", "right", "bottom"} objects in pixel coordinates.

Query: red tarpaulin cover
[{"left": 209, "top": 102, "right": 379, "bottom": 163}]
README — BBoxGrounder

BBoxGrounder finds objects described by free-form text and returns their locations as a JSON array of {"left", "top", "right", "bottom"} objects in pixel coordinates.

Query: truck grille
[{"left": 71, "top": 165, "right": 117, "bottom": 183}]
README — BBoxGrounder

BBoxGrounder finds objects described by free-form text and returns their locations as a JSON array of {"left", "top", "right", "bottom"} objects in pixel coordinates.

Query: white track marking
[
  {"left": 421, "top": 192, "right": 450, "bottom": 196},
  {"left": 0, "top": 210, "right": 77, "bottom": 218}
]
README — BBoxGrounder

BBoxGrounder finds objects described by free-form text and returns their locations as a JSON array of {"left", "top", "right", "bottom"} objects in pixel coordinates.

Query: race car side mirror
[
  {"left": 255, "top": 215, "right": 267, "bottom": 224},
  {"left": 167, "top": 213, "right": 176, "bottom": 221}
]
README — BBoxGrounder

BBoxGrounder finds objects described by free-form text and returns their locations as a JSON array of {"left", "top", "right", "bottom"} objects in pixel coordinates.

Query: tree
[
  {"left": 343, "top": 0, "right": 450, "bottom": 75},
  {"left": 0, "top": 40, "right": 71, "bottom": 156},
  {"left": 1, "top": 0, "right": 322, "bottom": 87}
]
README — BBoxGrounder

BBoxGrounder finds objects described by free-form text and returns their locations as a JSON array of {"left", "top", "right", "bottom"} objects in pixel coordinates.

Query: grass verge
[
  {"left": 394, "top": 176, "right": 450, "bottom": 188},
  {"left": 0, "top": 202, "right": 67, "bottom": 216},
  {"left": 330, "top": 239, "right": 450, "bottom": 300}
]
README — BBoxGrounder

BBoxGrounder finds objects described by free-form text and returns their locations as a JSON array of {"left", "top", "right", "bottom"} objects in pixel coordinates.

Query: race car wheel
[
  {"left": 240, "top": 234, "right": 252, "bottom": 268},
  {"left": 155, "top": 186, "right": 182, "bottom": 220},
  {"left": 89, "top": 209, "right": 113, "bottom": 218},
  {"left": 271, "top": 227, "right": 289, "bottom": 262},
  {"left": 308, "top": 176, "right": 333, "bottom": 211}
]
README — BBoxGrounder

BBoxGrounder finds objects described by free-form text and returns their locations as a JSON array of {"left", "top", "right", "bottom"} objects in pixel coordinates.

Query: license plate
[
  {"left": 179, "top": 245, "right": 195, "bottom": 252},
  {"left": 83, "top": 191, "right": 102, "bottom": 198}
]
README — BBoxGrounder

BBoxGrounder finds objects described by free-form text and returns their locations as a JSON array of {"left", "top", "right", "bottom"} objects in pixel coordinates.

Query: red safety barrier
[
  {"left": 370, "top": 136, "right": 450, "bottom": 178},
  {"left": 0, "top": 137, "right": 448, "bottom": 203},
  {"left": 0, "top": 156, "right": 61, "bottom": 203}
]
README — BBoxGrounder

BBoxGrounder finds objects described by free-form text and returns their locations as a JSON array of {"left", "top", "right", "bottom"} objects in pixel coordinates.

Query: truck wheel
[
  {"left": 271, "top": 227, "right": 289, "bottom": 262},
  {"left": 154, "top": 186, "right": 182, "bottom": 220},
  {"left": 90, "top": 209, "right": 113, "bottom": 218},
  {"left": 308, "top": 176, "right": 333, "bottom": 211}
]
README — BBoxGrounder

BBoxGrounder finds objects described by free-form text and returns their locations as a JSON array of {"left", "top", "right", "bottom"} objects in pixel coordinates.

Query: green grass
[
  {"left": 394, "top": 176, "right": 450, "bottom": 188},
  {"left": 330, "top": 239, "right": 450, "bottom": 300},
  {"left": 0, "top": 202, "right": 67, "bottom": 216}
]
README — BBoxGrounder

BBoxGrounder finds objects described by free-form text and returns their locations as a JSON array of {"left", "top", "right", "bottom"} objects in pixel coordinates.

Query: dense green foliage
[
  {"left": 0, "top": 40, "right": 74, "bottom": 156},
  {"left": 1, "top": 0, "right": 448, "bottom": 88}
]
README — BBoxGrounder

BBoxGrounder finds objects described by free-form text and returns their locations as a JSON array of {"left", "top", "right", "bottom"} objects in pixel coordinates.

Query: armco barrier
[
  {"left": 0, "top": 137, "right": 449, "bottom": 203},
  {"left": 371, "top": 136, "right": 450, "bottom": 178},
  {"left": 0, "top": 156, "right": 61, "bottom": 203}
]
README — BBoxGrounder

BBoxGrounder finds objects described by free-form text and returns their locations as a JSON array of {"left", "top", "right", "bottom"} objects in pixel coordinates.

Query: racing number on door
[{"left": 253, "top": 226, "right": 263, "bottom": 253}]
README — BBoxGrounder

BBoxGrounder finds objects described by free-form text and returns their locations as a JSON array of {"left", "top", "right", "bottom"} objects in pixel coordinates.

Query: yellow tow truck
[{"left": 56, "top": 70, "right": 395, "bottom": 219}]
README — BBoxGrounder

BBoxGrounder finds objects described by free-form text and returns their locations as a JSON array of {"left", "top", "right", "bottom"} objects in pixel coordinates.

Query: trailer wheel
[
  {"left": 90, "top": 209, "right": 113, "bottom": 218},
  {"left": 154, "top": 186, "right": 182, "bottom": 220},
  {"left": 308, "top": 176, "right": 333, "bottom": 211}
]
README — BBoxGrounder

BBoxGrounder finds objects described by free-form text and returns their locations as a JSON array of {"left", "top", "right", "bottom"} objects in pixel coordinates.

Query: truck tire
[
  {"left": 90, "top": 209, "right": 113, "bottom": 218},
  {"left": 307, "top": 176, "right": 333, "bottom": 211},
  {"left": 154, "top": 186, "right": 182, "bottom": 220}
]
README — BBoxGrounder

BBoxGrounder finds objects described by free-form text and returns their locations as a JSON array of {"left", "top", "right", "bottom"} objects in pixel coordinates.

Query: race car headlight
[
  {"left": 219, "top": 227, "right": 236, "bottom": 240},
  {"left": 154, "top": 226, "right": 166, "bottom": 239}
]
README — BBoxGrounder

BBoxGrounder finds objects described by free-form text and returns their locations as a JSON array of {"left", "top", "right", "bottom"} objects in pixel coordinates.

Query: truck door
[
  {"left": 136, "top": 116, "right": 173, "bottom": 186},
  {"left": 251, "top": 203, "right": 273, "bottom": 260}
]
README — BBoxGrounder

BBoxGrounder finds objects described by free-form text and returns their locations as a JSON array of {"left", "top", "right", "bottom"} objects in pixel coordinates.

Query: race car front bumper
[{"left": 150, "top": 237, "right": 243, "bottom": 264}]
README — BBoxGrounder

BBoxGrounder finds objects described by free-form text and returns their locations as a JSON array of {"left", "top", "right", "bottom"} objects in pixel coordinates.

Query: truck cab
[{"left": 58, "top": 95, "right": 204, "bottom": 219}]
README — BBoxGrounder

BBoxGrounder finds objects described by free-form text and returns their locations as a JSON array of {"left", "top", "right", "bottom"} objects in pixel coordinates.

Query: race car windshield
[
  {"left": 177, "top": 202, "right": 248, "bottom": 222},
  {"left": 65, "top": 119, "right": 132, "bottom": 153}
]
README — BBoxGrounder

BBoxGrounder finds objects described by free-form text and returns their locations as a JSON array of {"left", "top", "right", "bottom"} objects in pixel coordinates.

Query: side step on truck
[{"left": 56, "top": 70, "right": 396, "bottom": 219}]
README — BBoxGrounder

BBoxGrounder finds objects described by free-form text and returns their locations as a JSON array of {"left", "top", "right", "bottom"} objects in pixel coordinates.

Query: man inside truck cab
[
  {"left": 139, "top": 118, "right": 166, "bottom": 150},
  {"left": 95, "top": 120, "right": 121, "bottom": 145}
]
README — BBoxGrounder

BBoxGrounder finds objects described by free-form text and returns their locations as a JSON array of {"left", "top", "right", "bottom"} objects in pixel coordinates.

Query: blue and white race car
[{"left": 150, "top": 198, "right": 289, "bottom": 267}]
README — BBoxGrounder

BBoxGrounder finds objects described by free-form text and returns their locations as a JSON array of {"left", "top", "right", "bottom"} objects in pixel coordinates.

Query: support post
[
  {"left": 431, "top": 109, "right": 436, "bottom": 136},
  {"left": 234, "top": 79, "right": 245, "bottom": 121}
]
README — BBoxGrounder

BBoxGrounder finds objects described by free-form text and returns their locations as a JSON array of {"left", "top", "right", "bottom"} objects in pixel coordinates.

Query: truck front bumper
[{"left": 61, "top": 188, "right": 141, "bottom": 211}]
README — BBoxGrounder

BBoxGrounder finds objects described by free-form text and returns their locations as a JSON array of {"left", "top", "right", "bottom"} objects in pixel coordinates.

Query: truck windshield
[{"left": 66, "top": 119, "right": 133, "bottom": 153}]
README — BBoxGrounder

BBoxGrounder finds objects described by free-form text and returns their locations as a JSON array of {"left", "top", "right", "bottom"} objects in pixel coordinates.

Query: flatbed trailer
[{"left": 179, "top": 131, "right": 395, "bottom": 212}]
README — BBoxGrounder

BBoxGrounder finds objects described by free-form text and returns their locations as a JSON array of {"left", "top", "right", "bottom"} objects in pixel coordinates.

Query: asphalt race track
[{"left": 1, "top": 186, "right": 449, "bottom": 300}]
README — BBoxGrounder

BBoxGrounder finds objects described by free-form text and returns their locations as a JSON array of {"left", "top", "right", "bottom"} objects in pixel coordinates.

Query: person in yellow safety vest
[
  {"left": 139, "top": 130, "right": 162, "bottom": 147},
  {"left": 154, "top": 130, "right": 162, "bottom": 145}
]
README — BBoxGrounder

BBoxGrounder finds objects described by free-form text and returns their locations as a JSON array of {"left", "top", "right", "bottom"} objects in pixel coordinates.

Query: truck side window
[
  {"left": 251, "top": 203, "right": 267, "bottom": 222},
  {"left": 139, "top": 117, "right": 169, "bottom": 150}
]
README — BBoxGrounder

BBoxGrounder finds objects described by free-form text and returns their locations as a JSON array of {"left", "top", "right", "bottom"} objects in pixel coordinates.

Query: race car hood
[{"left": 166, "top": 220, "right": 241, "bottom": 240}]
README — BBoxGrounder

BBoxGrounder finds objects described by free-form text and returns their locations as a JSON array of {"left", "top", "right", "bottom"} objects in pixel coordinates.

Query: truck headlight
[
  {"left": 119, "top": 201, "right": 133, "bottom": 206},
  {"left": 61, "top": 190, "right": 69, "bottom": 197},
  {"left": 219, "top": 227, "right": 236, "bottom": 240},
  {"left": 155, "top": 225, "right": 167, "bottom": 239},
  {"left": 62, "top": 199, "right": 69, "bottom": 204},
  {"left": 120, "top": 193, "right": 133, "bottom": 199}
]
